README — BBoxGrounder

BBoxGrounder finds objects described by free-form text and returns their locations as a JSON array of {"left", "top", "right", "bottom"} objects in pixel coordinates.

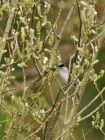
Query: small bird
[{"left": 57, "top": 64, "right": 69, "bottom": 84}]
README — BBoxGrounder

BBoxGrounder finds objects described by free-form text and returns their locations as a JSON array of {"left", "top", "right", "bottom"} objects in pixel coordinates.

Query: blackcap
[{"left": 57, "top": 64, "right": 69, "bottom": 84}]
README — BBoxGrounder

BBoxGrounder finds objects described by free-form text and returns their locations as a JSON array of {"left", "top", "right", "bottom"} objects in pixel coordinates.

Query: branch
[
  {"left": 54, "top": 1, "right": 76, "bottom": 48},
  {"left": 1, "top": 0, "right": 18, "bottom": 61},
  {"left": 77, "top": 100, "right": 105, "bottom": 123},
  {"left": 77, "top": 87, "right": 105, "bottom": 117}
]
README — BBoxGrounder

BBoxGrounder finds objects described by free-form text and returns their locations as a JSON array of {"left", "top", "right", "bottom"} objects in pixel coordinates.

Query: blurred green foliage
[{"left": 0, "top": 0, "right": 105, "bottom": 140}]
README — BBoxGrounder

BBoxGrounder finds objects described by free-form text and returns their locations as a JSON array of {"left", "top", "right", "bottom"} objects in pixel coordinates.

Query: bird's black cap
[{"left": 58, "top": 64, "right": 65, "bottom": 68}]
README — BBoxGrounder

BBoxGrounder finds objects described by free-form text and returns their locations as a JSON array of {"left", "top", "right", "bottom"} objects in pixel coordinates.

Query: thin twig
[
  {"left": 79, "top": 127, "right": 93, "bottom": 140},
  {"left": 76, "top": 0, "right": 82, "bottom": 48},
  {"left": 43, "top": 89, "right": 62, "bottom": 140},
  {"left": 69, "top": 0, "right": 82, "bottom": 81},
  {"left": 24, "top": 96, "right": 61, "bottom": 140},
  {"left": 77, "top": 100, "right": 105, "bottom": 123},
  {"left": 1, "top": 0, "right": 18, "bottom": 61},
  {"left": 33, "top": 57, "right": 42, "bottom": 77},
  {"left": 77, "top": 87, "right": 105, "bottom": 117},
  {"left": 86, "top": 28, "right": 105, "bottom": 47},
  {"left": 54, "top": 1, "right": 76, "bottom": 49},
  {"left": 44, "top": 8, "right": 62, "bottom": 43}
]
